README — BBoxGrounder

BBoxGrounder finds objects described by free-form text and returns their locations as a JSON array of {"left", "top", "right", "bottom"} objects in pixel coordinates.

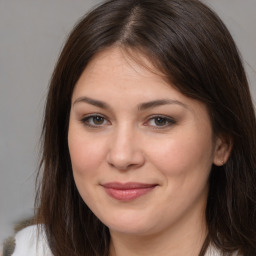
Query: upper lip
[{"left": 101, "top": 182, "right": 158, "bottom": 190}]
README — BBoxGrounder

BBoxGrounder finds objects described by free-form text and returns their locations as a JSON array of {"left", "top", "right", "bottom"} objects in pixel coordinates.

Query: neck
[{"left": 109, "top": 212, "right": 208, "bottom": 256}]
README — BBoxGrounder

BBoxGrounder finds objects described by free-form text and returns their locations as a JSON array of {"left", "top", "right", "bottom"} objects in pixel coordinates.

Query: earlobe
[{"left": 213, "top": 135, "right": 232, "bottom": 166}]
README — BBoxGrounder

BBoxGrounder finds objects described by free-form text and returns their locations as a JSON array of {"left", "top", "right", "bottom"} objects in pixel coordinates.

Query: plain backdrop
[{"left": 0, "top": 0, "right": 255, "bottom": 249}]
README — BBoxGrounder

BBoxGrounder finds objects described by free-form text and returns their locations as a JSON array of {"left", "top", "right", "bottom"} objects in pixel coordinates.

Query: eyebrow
[
  {"left": 73, "top": 96, "right": 188, "bottom": 110},
  {"left": 73, "top": 96, "right": 110, "bottom": 109},
  {"left": 138, "top": 99, "right": 188, "bottom": 111}
]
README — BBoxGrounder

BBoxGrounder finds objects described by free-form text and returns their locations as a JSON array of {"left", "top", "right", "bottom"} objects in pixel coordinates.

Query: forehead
[
  {"left": 88, "top": 47, "right": 162, "bottom": 76},
  {"left": 72, "top": 47, "right": 172, "bottom": 98}
]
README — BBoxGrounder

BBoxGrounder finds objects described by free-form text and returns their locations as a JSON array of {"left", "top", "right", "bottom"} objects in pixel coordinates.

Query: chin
[
  {"left": 107, "top": 223, "right": 155, "bottom": 236},
  {"left": 99, "top": 210, "right": 161, "bottom": 236}
]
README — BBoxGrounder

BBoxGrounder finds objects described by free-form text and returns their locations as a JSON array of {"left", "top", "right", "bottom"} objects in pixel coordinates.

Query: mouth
[{"left": 101, "top": 182, "right": 158, "bottom": 201}]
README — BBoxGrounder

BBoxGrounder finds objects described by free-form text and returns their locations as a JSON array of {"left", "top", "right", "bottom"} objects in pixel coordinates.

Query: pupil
[
  {"left": 155, "top": 117, "right": 166, "bottom": 126},
  {"left": 94, "top": 116, "right": 103, "bottom": 124}
]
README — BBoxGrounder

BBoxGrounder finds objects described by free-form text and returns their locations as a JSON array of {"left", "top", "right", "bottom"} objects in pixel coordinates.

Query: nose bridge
[{"left": 107, "top": 123, "right": 144, "bottom": 170}]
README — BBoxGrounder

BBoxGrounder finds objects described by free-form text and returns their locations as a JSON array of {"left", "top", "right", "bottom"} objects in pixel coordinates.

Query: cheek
[
  {"left": 147, "top": 132, "right": 213, "bottom": 217},
  {"left": 68, "top": 130, "right": 105, "bottom": 179},
  {"left": 68, "top": 129, "right": 108, "bottom": 206},
  {"left": 147, "top": 130, "right": 214, "bottom": 178}
]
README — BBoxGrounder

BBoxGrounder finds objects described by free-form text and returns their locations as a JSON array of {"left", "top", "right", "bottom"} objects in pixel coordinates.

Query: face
[{"left": 68, "top": 47, "right": 227, "bottom": 237}]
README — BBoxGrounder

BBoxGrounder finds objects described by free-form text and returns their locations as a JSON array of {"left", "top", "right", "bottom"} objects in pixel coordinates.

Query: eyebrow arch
[
  {"left": 73, "top": 96, "right": 188, "bottom": 111},
  {"left": 138, "top": 99, "right": 188, "bottom": 111},
  {"left": 73, "top": 96, "right": 110, "bottom": 109}
]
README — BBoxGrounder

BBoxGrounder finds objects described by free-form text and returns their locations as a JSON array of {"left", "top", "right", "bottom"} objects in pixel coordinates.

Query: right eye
[{"left": 81, "top": 114, "right": 109, "bottom": 128}]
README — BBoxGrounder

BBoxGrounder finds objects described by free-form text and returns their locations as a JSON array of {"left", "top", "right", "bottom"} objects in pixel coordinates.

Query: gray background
[{"left": 0, "top": 0, "right": 255, "bottom": 250}]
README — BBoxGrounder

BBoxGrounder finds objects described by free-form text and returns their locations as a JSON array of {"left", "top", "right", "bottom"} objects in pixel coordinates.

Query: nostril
[{"left": 106, "top": 148, "right": 145, "bottom": 171}]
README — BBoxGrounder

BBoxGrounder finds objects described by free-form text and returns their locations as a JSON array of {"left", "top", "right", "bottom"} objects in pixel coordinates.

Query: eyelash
[
  {"left": 145, "top": 115, "right": 176, "bottom": 129},
  {"left": 81, "top": 114, "right": 109, "bottom": 128},
  {"left": 80, "top": 114, "right": 176, "bottom": 129}
]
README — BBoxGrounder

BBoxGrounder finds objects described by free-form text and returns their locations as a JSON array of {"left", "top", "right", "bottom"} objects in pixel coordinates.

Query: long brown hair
[{"left": 36, "top": 0, "right": 256, "bottom": 255}]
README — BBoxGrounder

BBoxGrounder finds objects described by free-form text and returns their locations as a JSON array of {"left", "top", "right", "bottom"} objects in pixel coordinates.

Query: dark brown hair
[{"left": 36, "top": 0, "right": 256, "bottom": 255}]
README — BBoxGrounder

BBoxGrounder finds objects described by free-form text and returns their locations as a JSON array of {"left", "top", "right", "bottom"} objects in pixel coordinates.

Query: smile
[{"left": 101, "top": 182, "right": 158, "bottom": 201}]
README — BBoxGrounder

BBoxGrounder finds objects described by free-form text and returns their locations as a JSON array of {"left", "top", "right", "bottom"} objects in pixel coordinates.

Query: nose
[{"left": 106, "top": 125, "right": 145, "bottom": 171}]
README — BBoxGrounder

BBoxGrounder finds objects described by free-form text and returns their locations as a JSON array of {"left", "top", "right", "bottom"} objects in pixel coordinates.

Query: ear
[{"left": 213, "top": 135, "right": 232, "bottom": 166}]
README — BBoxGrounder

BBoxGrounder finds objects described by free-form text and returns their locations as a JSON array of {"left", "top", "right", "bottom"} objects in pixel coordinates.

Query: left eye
[
  {"left": 146, "top": 116, "right": 176, "bottom": 128},
  {"left": 81, "top": 115, "right": 108, "bottom": 127}
]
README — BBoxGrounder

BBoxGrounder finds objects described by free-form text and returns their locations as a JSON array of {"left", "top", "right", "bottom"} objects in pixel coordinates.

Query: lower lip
[{"left": 103, "top": 186, "right": 156, "bottom": 201}]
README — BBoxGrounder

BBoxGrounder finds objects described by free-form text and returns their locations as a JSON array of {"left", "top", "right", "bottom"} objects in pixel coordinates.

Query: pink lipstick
[{"left": 102, "top": 182, "right": 157, "bottom": 201}]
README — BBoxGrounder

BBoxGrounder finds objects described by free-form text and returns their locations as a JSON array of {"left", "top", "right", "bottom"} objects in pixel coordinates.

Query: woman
[{"left": 5, "top": 0, "right": 256, "bottom": 255}]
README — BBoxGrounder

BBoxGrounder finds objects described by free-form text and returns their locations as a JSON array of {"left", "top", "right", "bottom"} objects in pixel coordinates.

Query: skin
[{"left": 68, "top": 47, "right": 230, "bottom": 256}]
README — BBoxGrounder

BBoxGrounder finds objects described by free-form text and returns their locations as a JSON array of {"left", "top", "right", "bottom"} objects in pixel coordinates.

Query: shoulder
[{"left": 3, "top": 225, "right": 53, "bottom": 256}]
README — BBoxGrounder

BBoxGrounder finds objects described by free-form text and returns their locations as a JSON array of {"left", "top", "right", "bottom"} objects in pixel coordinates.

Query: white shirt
[
  {"left": 11, "top": 225, "right": 239, "bottom": 256},
  {"left": 11, "top": 225, "right": 52, "bottom": 256}
]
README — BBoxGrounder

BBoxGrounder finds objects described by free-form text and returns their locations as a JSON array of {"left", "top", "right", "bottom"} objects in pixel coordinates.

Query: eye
[
  {"left": 81, "top": 114, "right": 109, "bottom": 128},
  {"left": 146, "top": 116, "right": 176, "bottom": 128}
]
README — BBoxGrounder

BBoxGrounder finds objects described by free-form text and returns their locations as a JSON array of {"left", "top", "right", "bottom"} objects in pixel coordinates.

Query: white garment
[
  {"left": 206, "top": 246, "right": 240, "bottom": 256},
  {"left": 12, "top": 225, "right": 53, "bottom": 256},
  {"left": 11, "top": 225, "right": 239, "bottom": 256}
]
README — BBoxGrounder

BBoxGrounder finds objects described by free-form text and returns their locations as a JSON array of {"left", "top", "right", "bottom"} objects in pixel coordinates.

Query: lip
[{"left": 101, "top": 182, "right": 158, "bottom": 201}]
